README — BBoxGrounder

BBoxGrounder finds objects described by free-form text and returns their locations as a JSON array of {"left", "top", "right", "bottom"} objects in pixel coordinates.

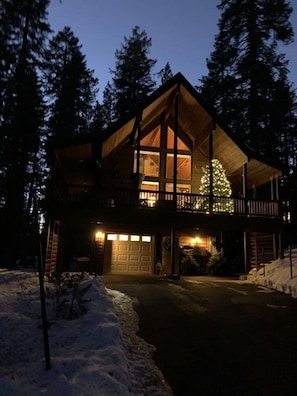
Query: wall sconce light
[
  {"left": 191, "top": 236, "right": 201, "bottom": 245},
  {"left": 95, "top": 231, "right": 105, "bottom": 241}
]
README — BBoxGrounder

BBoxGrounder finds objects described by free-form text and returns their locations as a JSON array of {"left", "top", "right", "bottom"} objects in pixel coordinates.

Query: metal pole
[
  {"left": 35, "top": 194, "right": 51, "bottom": 370},
  {"left": 289, "top": 244, "right": 293, "bottom": 279}
]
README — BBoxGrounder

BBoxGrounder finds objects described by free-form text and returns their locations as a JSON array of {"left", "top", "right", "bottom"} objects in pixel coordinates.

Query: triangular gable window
[
  {"left": 167, "top": 126, "right": 190, "bottom": 151},
  {"left": 140, "top": 126, "right": 160, "bottom": 148}
]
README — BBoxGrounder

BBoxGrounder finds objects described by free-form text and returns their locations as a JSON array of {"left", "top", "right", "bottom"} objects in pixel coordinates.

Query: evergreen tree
[
  {"left": 101, "top": 82, "right": 116, "bottom": 128},
  {"left": 198, "top": 0, "right": 295, "bottom": 165},
  {"left": 44, "top": 26, "right": 99, "bottom": 142},
  {"left": 158, "top": 62, "right": 173, "bottom": 85},
  {"left": 0, "top": 0, "right": 50, "bottom": 267},
  {"left": 199, "top": 159, "right": 233, "bottom": 213},
  {"left": 89, "top": 101, "right": 105, "bottom": 135},
  {"left": 110, "top": 26, "right": 157, "bottom": 120}
]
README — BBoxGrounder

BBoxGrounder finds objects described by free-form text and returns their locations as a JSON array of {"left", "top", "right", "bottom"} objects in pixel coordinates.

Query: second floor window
[
  {"left": 133, "top": 151, "right": 160, "bottom": 177},
  {"left": 166, "top": 153, "right": 191, "bottom": 180}
]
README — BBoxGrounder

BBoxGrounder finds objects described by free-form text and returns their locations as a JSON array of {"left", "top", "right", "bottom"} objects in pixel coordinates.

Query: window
[
  {"left": 140, "top": 126, "right": 160, "bottom": 148},
  {"left": 119, "top": 234, "right": 129, "bottom": 241},
  {"left": 131, "top": 235, "right": 140, "bottom": 242},
  {"left": 166, "top": 184, "right": 191, "bottom": 193},
  {"left": 142, "top": 236, "right": 151, "bottom": 242},
  {"left": 167, "top": 126, "right": 190, "bottom": 151},
  {"left": 166, "top": 154, "right": 191, "bottom": 180},
  {"left": 107, "top": 234, "right": 117, "bottom": 241},
  {"left": 134, "top": 151, "right": 160, "bottom": 177}
]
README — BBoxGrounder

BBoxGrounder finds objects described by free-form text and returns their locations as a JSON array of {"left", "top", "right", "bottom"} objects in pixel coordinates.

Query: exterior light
[
  {"left": 191, "top": 236, "right": 201, "bottom": 245},
  {"left": 95, "top": 231, "right": 104, "bottom": 241}
]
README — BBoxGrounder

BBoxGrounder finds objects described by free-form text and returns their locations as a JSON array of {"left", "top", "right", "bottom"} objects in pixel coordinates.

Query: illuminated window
[
  {"left": 119, "top": 234, "right": 128, "bottom": 241},
  {"left": 166, "top": 184, "right": 191, "bottom": 193},
  {"left": 167, "top": 127, "right": 190, "bottom": 151},
  {"left": 107, "top": 234, "right": 117, "bottom": 241},
  {"left": 131, "top": 235, "right": 140, "bottom": 242},
  {"left": 166, "top": 154, "right": 191, "bottom": 180},
  {"left": 139, "top": 182, "right": 158, "bottom": 207},
  {"left": 142, "top": 236, "right": 151, "bottom": 242},
  {"left": 140, "top": 181, "right": 159, "bottom": 190},
  {"left": 140, "top": 126, "right": 160, "bottom": 148},
  {"left": 134, "top": 151, "right": 160, "bottom": 177}
]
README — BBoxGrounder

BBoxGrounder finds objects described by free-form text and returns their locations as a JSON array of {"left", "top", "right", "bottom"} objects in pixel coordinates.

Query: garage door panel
[
  {"left": 130, "top": 244, "right": 141, "bottom": 252},
  {"left": 140, "top": 265, "right": 151, "bottom": 272},
  {"left": 111, "top": 264, "right": 128, "bottom": 272},
  {"left": 141, "top": 244, "right": 151, "bottom": 252},
  {"left": 129, "top": 254, "right": 139, "bottom": 261},
  {"left": 128, "top": 264, "right": 141, "bottom": 272},
  {"left": 118, "top": 244, "right": 128, "bottom": 251}
]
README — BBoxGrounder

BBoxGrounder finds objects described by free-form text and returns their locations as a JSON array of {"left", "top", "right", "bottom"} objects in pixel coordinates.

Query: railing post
[{"left": 242, "top": 163, "right": 248, "bottom": 215}]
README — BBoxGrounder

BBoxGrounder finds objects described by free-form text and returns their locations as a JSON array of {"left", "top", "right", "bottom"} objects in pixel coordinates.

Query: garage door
[{"left": 109, "top": 234, "right": 153, "bottom": 274}]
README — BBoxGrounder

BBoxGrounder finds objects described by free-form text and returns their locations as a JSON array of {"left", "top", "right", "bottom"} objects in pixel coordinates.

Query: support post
[
  {"left": 242, "top": 163, "right": 248, "bottom": 215},
  {"left": 171, "top": 225, "right": 176, "bottom": 274},
  {"left": 173, "top": 85, "right": 180, "bottom": 206},
  {"left": 209, "top": 122, "right": 214, "bottom": 214},
  {"left": 134, "top": 112, "right": 143, "bottom": 189},
  {"left": 243, "top": 231, "right": 248, "bottom": 274},
  {"left": 275, "top": 176, "right": 284, "bottom": 259}
]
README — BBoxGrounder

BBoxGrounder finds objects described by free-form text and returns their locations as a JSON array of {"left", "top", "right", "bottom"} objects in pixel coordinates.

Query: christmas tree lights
[{"left": 199, "top": 159, "right": 234, "bottom": 213}]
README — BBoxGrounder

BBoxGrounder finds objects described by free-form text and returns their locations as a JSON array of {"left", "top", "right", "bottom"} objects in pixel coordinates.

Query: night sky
[{"left": 48, "top": 0, "right": 297, "bottom": 100}]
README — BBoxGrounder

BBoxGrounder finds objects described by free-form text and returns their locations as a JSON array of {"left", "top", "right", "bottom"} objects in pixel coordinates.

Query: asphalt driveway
[{"left": 102, "top": 275, "right": 297, "bottom": 396}]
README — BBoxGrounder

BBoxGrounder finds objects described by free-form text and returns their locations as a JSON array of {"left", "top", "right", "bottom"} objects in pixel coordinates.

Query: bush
[
  {"left": 181, "top": 255, "right": 200, "bottom": 275},
  {"left": 207, "top": 253, "right": 228, "bottom": 276}
]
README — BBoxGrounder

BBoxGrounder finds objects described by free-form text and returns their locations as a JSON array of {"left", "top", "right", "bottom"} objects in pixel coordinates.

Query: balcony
[{"left": 53, "top": 184, "right": 281, "bottom": 219}]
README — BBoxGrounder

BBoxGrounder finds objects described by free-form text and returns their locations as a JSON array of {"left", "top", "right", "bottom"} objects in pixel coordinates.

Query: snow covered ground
[
  {"left": 0, "top": 270, "right": 172, "bottom": 396},
  {"left": 0, "top": 247, "right": 296, "bottom": 396},
  {"left": 247, "top": 246, "right": 297, "bottom": 298}
]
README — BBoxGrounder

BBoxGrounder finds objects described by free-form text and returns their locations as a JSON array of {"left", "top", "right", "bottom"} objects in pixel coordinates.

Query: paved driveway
[{"left": 102, "top": 275, "right": 297, "bottom": 396}]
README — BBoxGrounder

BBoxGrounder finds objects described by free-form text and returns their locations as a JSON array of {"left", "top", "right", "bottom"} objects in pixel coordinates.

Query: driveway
[{"left": 102, "top": 275, "right": 297, "bottom": 396}]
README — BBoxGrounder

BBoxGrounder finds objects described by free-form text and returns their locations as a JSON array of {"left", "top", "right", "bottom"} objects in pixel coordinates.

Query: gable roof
[{"left": 101, "top": 73, "right": 282, "bottom": 189}]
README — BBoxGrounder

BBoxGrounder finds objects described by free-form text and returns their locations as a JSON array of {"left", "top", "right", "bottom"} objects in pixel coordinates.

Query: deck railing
[{"left": 54, "top": 184, "right": 281, "bottom": 218}]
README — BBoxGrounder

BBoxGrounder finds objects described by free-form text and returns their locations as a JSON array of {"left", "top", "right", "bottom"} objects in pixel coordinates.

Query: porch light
[
  {"left": 95, "top": 231, "right": 105, "bottom": 241},
  {"left": 192, "top": 236, "right": 201, "bottom": 245}
]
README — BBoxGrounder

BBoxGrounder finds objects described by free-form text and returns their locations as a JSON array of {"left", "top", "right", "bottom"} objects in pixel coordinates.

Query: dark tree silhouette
[
  {"left": 198, "top": 0, "right": 296, "bottom": 166},
  {"left": 0, "top": 0, "right": 50, "bottom": 267},
  {"left": 44, "top": 26, "right": 99, "bottom": 142},
  {"left": 110, "top": 26, "right": 157, "bottom": 120},
  {"left": 158, "top": 62, "right": 173, "bottom": 85}
]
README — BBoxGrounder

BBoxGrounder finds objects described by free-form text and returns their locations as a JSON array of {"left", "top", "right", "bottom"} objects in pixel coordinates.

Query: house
[{"left": 46, "top": 73, "right": 286, "bottom": 277}]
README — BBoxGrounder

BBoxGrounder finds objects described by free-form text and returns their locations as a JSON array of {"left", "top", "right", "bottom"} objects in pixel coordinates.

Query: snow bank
[
  {"left": 0, "top": 270, "right": 172, "bottom": 396},
  {"left": 247, "top": 248, "right": 297, "bottom": 298}
]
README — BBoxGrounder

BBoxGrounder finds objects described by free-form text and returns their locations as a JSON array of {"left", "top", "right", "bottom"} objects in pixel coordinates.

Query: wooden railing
[{"left": 53, "top": 184, "right": 281, "bottom": 218}]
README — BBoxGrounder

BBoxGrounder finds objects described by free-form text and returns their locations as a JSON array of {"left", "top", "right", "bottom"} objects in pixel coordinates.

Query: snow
[
  {"left": 0, "top": 270, "right": 172, "bottom": 396},
  {"left": 247, "top": 246, "right": 297, "bottom": 298},
  {"left": 0, "top": 247, "right": 296, "bottom": 396}
]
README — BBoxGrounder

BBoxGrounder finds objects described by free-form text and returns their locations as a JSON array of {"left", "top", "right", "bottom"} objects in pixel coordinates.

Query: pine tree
[
  {"left": 44, "top": 26, "right": 99, "bottom": 142},
  {"left": 110, "top": 26, "right": 157, "bottom": 120},
  {"left": 158, "top": 62, "right": 173, "bottom": 85},
  {"left": 198, "top": 0, "right": 296, "bottom": 165},
  {"left": 101, "top": 82, "right": 116, "bottom": 128},
  {"left": 0, "top": 0, "right": 50, "bottom": 267},
  {"left": 199, "top": 159, "right": 234, "bottom": 213}
]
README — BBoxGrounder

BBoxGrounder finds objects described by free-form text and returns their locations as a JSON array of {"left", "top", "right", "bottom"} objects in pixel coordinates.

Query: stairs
[{"left": 44, "top": 220, "right": 62, "bottom": 276}]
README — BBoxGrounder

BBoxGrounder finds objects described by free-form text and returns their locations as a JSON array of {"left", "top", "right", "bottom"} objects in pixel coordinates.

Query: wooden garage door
[{"left": 110, "top": 234, "right": 153, "bottom": 274}]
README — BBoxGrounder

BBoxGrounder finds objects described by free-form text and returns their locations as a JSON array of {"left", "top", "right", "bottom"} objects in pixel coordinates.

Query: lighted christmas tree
[{"left": 199, "top": 159, "right": 234, "bottom": 213}]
